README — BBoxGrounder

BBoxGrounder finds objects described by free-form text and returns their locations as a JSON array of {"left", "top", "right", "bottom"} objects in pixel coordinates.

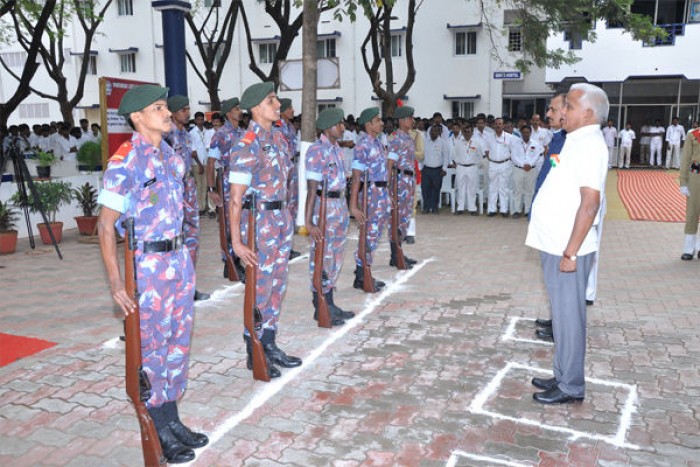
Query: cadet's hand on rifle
[
  {"left": 306, "top": 223, "right": 323, "bottom": 243},
  {"left": 351, "top": 206, "right": 365, "bottom": 225},
  {"left": 208, "top": 191, "right": 222, "bottom": 207},
  {"left": 111, "top": 279, "right": 137, "bottom": 316},
  {"left": 232, "top": 241, "right": 258, "bottom": 267}
]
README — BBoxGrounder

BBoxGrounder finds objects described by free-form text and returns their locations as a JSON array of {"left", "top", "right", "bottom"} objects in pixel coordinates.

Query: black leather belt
[
  {"left": 141, "top": 234, "right": 184, "bottom": 253},
  {"left": 371, "top": 181, "right": 388, "bottom": 188},
  {"left": 242, "top": 199, "right": 286, "bottom": 210},
  {"left": 513, "top": 164, "right": 525, "bottom": 169},
  {"left": 396, "top": 168, "right": 414, "bottom": 177},
  {"left": 316, "top": 189, "right": 344, "bottom": 198},
  {"left": 489, "top": 158, "right": 511, "bottom": 164},
  {"left": 457, "top": 162, "right": 476, "bottom": 167}
]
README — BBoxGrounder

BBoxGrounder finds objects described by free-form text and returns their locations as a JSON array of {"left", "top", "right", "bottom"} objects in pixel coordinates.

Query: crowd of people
[{"left": 0, "top": 119, "right": 101, "bottom": 161}]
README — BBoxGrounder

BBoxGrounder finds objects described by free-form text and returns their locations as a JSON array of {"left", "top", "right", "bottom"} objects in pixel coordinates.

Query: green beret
[
  {"left": 221, "top": 97, "right": 240, "bottom": 114},
  {"left": 316, "top": 108, "right": 345, "bottom": 131},
  {"left": 357, "top": 107, "right": 380, "bottom": 126},
  {"left": 240, "top": 82, "right": 275, "bottom": 110},
  {"left": 279, "top": 98, "right": 292, "bottom": 112},
  {"left": 118, "top": 84, "right": 169, "bottom": 116},
  {"left": 167, "top": 95, "right": 189, "bottom": 113},
  {"left": 394, "top": 106, "right": 414, "bottom": 120}
]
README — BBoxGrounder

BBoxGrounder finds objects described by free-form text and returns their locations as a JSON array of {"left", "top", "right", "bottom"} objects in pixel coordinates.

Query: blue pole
[{"left": 152, "top": 1, "right": 191, "bottom": 97}]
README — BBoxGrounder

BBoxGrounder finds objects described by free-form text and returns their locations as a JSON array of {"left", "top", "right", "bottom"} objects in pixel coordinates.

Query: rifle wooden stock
[
  {"left": 390, "top": 169, "right": 407, "bottom": 270},
  {"left": 358, "top": 171, "right": 376, "bottom": 293},
  {"left": 243, "top": 195, "right": 270, "bottom": 382},
  {"left": 124, "top": 219, "right": 166, "bottom": 467},
  {"left": 313, "top": 182, "right": 331, "bottom": 328},
  {"left": 217, "top": 169, "right": 239, "bottom": 282}
]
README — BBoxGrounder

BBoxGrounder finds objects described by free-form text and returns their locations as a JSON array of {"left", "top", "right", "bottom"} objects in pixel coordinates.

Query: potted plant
[
  {"left": 35, "top": 150, "right": 57, "bottom": 179},
  {"left": 0, "top": 200, "right": 19, "bottom": 254},
  {"left": 76, "top": 141, "right": 102, "bottom": 173},
  {"left": 73, "top": 182, "right": 99, "bottom": 235},
  {"left": 12, "top": 180, "right": 72, "bottom": 244}
]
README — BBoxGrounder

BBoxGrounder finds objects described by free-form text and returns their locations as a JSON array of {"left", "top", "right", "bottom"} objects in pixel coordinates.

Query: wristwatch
[{"left": 563, "top": 252, "right": 577, "bottom": 261}]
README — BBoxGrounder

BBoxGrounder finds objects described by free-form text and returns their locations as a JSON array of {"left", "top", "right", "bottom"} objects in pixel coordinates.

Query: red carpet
[
  {"left": 617, "top": 170, "right": 686, "bottom": 222},
  {"left": 0, "top": 333, "right": 57, "bottom": 367}
]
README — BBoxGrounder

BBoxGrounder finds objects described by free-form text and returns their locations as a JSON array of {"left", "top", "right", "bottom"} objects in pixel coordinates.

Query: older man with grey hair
[{"left": 525, "top": 83, "right": 609, "bottom": 404}]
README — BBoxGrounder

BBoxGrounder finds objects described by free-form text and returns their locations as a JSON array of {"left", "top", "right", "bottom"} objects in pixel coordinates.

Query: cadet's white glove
[{"left": 680, "top": 186, "right": 690, "bottom": 197}]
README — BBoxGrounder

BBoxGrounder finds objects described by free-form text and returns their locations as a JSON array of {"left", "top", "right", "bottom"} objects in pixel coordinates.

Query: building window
[
  {"left": 19, "top": 103, "right": 50, "bottom": 119},
  {"left": 117, "top": 0, "right": 133, "bottom": 16},
  {"left": 455, "top": 31, "right": 477, "bottom": 55},
  {"left": 0, "top": 51, "right": 27, "bottom": 68},
  {"left": 564, "top": 30, "right": 583, "bottom": 50},
  {"left": 83, "top": 55, "right": 97, "bottom": 75},
  {"left": 317, "top": 38, "right": 336, "bottom": 58},
  {"left": 318, "top": 103, "right": 336, "bottom": 113},
  {"left": 120, "top": 53, "right": 136, "bottom": 73},
  {"left": 258, "top": 42, "right": 277, "bottom": 64},
  {"left": 451, "top": 101, "right": 475, "bottom": 119},
  {"left": 204, "top": 0, "right": 221, "bottom": 6},
  {"left": 390, "top": 34, "right": 402, "bottom": 57},
  {"left": 508, "top": 28, "right": 522, "bottom": 52}
]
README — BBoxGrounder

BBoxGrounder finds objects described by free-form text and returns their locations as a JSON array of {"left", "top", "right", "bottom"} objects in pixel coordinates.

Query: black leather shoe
[
  {"left": 536, "top": 327, "right": 554, "bottom": 341},
  {"left": 533, "top": 387, "right": 583, "bottom": 404},
  {"left": 353, "top": 277, "right": 385, "bottom": 291},
  {"left": 586, "top": 300, "right": 594, "bottom": 306},
  {"left": 404, "top": 255, "right": 417, "bottom": 266},
  {"left": 511, "top": 212, "right": 521, "bottom": 219},
  {"left": 681, "top": 253, "right": 693, "bottom": 261},
  {"left": 487, "top": 212, "right": 496, "bottom": 217},
  {"left": 223, "top": 263, "right": 229, "bottom": 279},
  {"left": 404, "top": 236, "right": 415, "bottom": 244},
  {"left": 289, "top": 249, "right": 301, "bottom": 260},
  {"left": 157, "top": 426, "right": 195, "bottom": 464},
  {"left": 535, "top": 318, "right": 552, "bottom": 328},
  {"left": 194, "top": 289, "right": 210, "bottom": 301},
  {"left": 501, "top": 212, "right": 509, "bottom": 218},
  {"left": 244, "top": 336, "right": 281, "bottom": 378},
  {"left": 325, "top": 291, "right": 355, "bottom": 320},
  {"left": 167, "top": 420, "right": 209, "bottom": 448},
  {"left": 264, "top": 342, "right": 302, "bottom": 368},
  {"left": 531, "top": 377, "right": 558, "bottom": 391},
  {"left": 469, "top": 211, "right": 478, "bottom": 216}
]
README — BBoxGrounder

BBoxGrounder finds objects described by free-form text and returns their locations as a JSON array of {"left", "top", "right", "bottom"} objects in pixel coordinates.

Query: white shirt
[
  {"left": 341, "top": 129, "right": 356, "bottom": 176},
  {"left": 602, "top": 126, "right": 618, "bottom": 147},
  {"left": 639, "top": 125, "right": 651, "bottom": 145},
  {"left": 428, "top": 123, "right": 450, "bottom": 139},
  {"left": 189, "top": 125, "right": 214, "bottom": 164},
  {"left": 513, "top": 138, "right": 543, "bottom": 168},
  {"left": 666, "top": 124, "right": 686, "bottom": 145},
  {"left": 486, "top": 131, "right": 521, "bottom": 163},
  {"left": 423, "top": 135, "right": 451, "bottom": 169},
  {"left": 531, "top": 126, "right": 552, "bottom": 149},
  {"left": 451, "top": 133, "right": 483, "bottom": 166},
  {"left": 619, "top": 129, "right": 636, "bottom": 147},
  {"left": 649, "top": 126, "right": 665, "bottom": 143},
  {"left": 52, "top": 135, "right": 77, "bottom": 161},
  {"left": 526, "top": 124, "right": 608, "bottom": 257},
  {"left": 473, "top": 128, "right": 490, "bottom": 156}
]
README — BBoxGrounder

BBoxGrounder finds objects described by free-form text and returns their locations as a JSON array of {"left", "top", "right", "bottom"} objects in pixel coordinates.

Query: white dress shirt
[
  {"left": 423, "top": 135, "right": 451, "bottom": 169},
  {"left": 666, "top": 124, "right": 686, "bottom": 145},
  {"left": 602, "top": 126, "right": 618, "bottom": 147},
  {"left": 619, "top": 129, "right": 635, "bottom": 147}
]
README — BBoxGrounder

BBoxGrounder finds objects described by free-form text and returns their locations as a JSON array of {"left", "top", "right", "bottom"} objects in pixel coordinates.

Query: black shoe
[
  {"left": 404, "top": 236, "right": 415, "bottom": 244},
  {"left": 167, "top": 420, "right": 209, "bottom": 448},
  {"left": 533, "top": 387, "right": 583, "bottom": 404},
  {"left": 312, "top": 292, "right": 345, "bottom": 326},
  {"left": 157, "top": 426, "right": 195, "bottom": 464},
  {"left": 531, "top": 377, "right": 558, "bottom": 391},
  {"left": 536, "top": 327, "right": 554, "bottom": 341},
  {"left": 198, "top": 209, "right": 207, "bottom": 216},
  {"left": 289, "top": 249, "right": 301, "bottom": 260},
  {"left": 535, "top": 318, "right": 552, "bottom": 328},
  {"left": 681, "top": 253, "right": 693, "bottom": 261},
  {"left": 223, "top": 263, "right": 229, "bottom": 279},
  {"left": 263, "top": 337, "right": 302, "bottom": 368},
  {"left": 194, "top": 289, "right": 210, "bottom": 301},
  {"left": 234, "top": 260, "right": 246, "bottom": 284},
  {"left": 208, "top": 211, "right": 216, "bottom": 219},
  {"left": 586, "top": 300, "right": 594, "bottom": 306},
  {"left": 454, "top": 210, "right": 464, "bottom": 215},
  {"left": 469, "top": 211, "right": 478, "bottom": 216},
  {"left": 487, "top": 212, "right": 496, "bottom": 217},
  {"left": 352, "top": 266, "right": 385, "bottom": 291},
  {"left": 325, "top": 291, "right": 355, "bottom": 320},
  {"left": 511, "top": 212, "right": 521, "bottom": 219},
  {"left": 244, "top": 335, "right": 281, "bottom": 378},
  {"left": 501, "top": 212, "right": 509, "bottom": 218}
]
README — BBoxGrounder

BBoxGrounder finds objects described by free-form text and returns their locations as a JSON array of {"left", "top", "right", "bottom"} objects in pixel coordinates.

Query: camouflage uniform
[
  {"left": 352, "top": 132, "right": 394, "bottom": 267},
  {"left": 229, "top": 122, "right": 292, "bottom": 338},
  {"left": 98, "top": 133, "right": 194, "bottom": 408},
  {"left": 306, "top": 134, "right": 349, "bottom": 293},
  {"left": 387, "top": 129, "right": 416, "bottom": 238},
  {"left": 279, "top": 119, "right": 299, "bottom": 225}
]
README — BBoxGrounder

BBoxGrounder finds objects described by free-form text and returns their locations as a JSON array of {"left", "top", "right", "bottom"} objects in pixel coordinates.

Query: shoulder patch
[
  {"left": 240, "top": 131, "right": 256, "bottom": 146},
  {"left": 109, "top": 141, "right": 132, "bottom": 162},
  {"left": 691, "top": 129, "right": 700, "bottom": 144}
]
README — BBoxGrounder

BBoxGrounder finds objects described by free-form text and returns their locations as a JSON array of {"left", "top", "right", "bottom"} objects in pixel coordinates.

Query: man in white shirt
[
  {"left": 427, "top": 112, "right": 450, "bottom": 139},
  {"left": 190, "top": 111, "right": 215, "bottom": 215},
  {"left": 526, "top": 83, "right": 609, "bottom": 404},
  {"left": 601, "top": 120, "right": 618, "bottom": 169},
  {"left": 665, "top": 117, "right": 686, "bottom": 169},
  {"left": 451, "top": 122, "right": 484, "bottom": 215},
  {"left": 639, "top": 121, "right": 651, "bottom": 164},
  {"left": 51, "top": 124, "right": 78, "bottom": 161},
  {"left": 511, "top": 125, "right": 543, "bottom": 218},
  {"left": 618, "top": 122, "right": 636, "bottom": 169},
  {"left": 486, "top": 118, "right": 521, "bottom": 217},
  {"left": 530, "top": 113, "right": 552, "bottom": 153},
  {"left": 649, "top": 120, "right": 665, "bottom": 166},
  {"left": 421, "top": 124, "right": 451, "bottom": 213}
]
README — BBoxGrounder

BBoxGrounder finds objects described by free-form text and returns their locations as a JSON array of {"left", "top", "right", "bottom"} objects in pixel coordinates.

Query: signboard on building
[
  {"left": 493, "top": 71, "right": 522, "bottom": 80},
  {"left": 279, "top": 57, "right": 341, "bottom": 91}
]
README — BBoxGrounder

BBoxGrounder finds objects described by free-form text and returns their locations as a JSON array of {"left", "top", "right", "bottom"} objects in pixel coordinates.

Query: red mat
[
  {"left": 0, "top": 332, "right": 57, "bottom": 367},
  {"left": 617, "top": 170, "right": 686, "bottom": 223}
]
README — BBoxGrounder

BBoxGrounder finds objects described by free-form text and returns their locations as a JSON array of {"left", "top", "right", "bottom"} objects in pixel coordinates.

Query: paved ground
[{"left": 1, "top": 189, "right": 699, "bottom": 466}]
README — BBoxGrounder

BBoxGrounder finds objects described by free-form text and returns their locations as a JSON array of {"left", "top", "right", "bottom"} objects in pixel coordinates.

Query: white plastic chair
[{"left": 439, "top": 167, "right": 456, "bottom": 213}]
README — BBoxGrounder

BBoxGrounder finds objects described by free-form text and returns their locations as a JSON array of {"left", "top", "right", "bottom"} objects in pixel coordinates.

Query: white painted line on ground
[
  {"left": 468, "top": 361, "right": 640, "bottom": 449},
  {"left": 185, "top": 258, "right": 435, "bottom": 464},
  {"left": 446, "top": 449, "right": 533, "bottom": 467},
  {"left": 101, "top": 336, "right": 122, "bottom": 349},
  {"left": 501, "top": 317, "right": 552, "bottom": 346}
]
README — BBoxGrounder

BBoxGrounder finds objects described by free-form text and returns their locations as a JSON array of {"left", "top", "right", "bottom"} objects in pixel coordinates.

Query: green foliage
[
  {"left": 35, "top": 150, "right": 57, "bottom": 167},
  {"left": 76, "top": 141, "right": 101, "bottom": 172},
  {"left": 72, "top": 182, "right": 98, "bottom": 217},
  {"left": 11, "top": 180, "right": 72, "bottom": 223},
  {"left": 0, "top": 199, "right": 19, "bottom": 232}
]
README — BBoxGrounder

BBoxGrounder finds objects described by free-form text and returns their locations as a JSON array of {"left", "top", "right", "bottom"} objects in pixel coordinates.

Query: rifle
[
  {"left": 123, "top": 218, "right": 166, "bottom": 467},
  {"left": 217, "top": 168, "right": 239, "bottom": 282},
  {"left": 358, "top": 170, "right": 376, "bottom": 293},
  {"left": 390, "top": 168, "right": 407, "bottom": 270},
  {"left": 243, "top": 193, "right": 270, "bottom": 382},
  {"left": 313, "top": 181, "right": 331, "bottom": 328}
]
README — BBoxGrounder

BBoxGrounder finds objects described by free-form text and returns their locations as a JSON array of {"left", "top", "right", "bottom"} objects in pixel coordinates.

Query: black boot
[
  {"left": 389, "top": 242, "right": 414, "bottom": 269},
  {"left": 312, "top": 292, "right": 345, "bottom": 326},
  {"left": 353, "top": 265, "right": 385, "bottom": 291},
  {"left": 166, "top": 402, "right": 209, "bottom": 448},
  {"left": 326, "top": 290, "right": 355, "bottom": 320},
  {"left": 244, "top": 334, "right": 281, "bottom": 378},
  {"left": 148, "top": 405, "right": 195, "bottom": 464},
  {"left": 194, "top": 289, "right": 210, "bottom": 301},
  {"left": 262, "top": 330, "right": 302, "bottom": 368},
  {"left": 289, "top": 249, "right": 301, "bottom": 260},
  {"left": 234, "top": 257, "right": 246, "bottom": 284}
]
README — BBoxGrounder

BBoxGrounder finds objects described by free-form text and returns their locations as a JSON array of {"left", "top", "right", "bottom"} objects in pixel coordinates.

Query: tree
[
  {"left": 0, "top": 0, "right": 57, "bottom": 126},
  {"left": 185, "top": 0, "right": 243, "bottom": 110},
  {"left": 2, "top": 0, "right": 113, "bottom": 125}
]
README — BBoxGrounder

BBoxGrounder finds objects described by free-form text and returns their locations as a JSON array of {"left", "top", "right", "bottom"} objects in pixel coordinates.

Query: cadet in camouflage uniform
[
  {"left": 228, "top": 82, "right": 302, "bottom": 379},
  {"left": 386, "top": 105, "right": 418, "bottom": 269},
  {"left": 206, "top": 97, "right": 247, "bottom": 281},
  {"left": 305, "top": 108, "right": 356, "bottom": 326},
  {"left": 97, "top": 85, "right": 208, "bottom": 464},
  {"left": 278, "top": 98, "right": 301, "bottom": 259},
  {"left": 350, "top": 107, "right": 392, "bottom": 292}
]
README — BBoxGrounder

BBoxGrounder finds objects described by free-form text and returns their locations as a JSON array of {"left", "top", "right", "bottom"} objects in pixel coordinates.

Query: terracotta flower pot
[
  {"left": 74, "top": 216, "right": 98, "bottom": 236},
  {"left": 37, "top": 222, "right": 63, "bottom": 244},
  {"left": 0, "top": 230, "right": 18, "bottom": 254}
]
